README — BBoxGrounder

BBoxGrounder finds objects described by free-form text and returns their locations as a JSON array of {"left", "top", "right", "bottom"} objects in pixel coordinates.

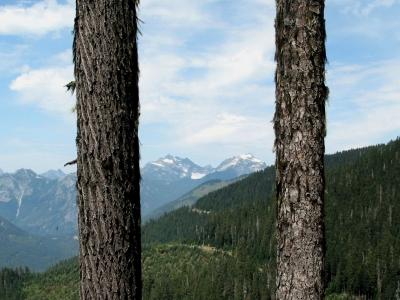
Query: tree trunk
[
  {"left": 274, "top": 0, "right": 327, "bottom": 299},
  {"left": 74, "top": 0, "right": 141, "bottom": 299}
]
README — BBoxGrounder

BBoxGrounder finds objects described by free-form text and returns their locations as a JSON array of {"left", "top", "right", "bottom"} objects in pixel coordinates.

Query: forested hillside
[
  {"left": 143, "top": 138, "right": 400, "bottom": 299},
  {"left": 0, "top": 244, "right": 270, "bottom": 300},
  {"left": 1, "top": 139, "right": 399, "bottom": 299},
  {"left": 143, "top": 177, "right": 244, "bottom": 222}
]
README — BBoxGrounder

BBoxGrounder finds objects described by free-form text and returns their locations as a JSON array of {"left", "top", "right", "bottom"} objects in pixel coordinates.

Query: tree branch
[{"left": 64, "top": 159, "right": 77, "bottom": 167}]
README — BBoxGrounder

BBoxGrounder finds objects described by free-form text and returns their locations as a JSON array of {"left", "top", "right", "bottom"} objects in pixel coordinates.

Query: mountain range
[
  {"left": 0, "top": 154, "right": 266, "bottom": 236},
  {"left": 2, "top": 138, "right": 399, "bottom": 298},
  {"left": 141, "top": 138, "right": 400, "bottom": 299},
  {"left": 141, "top": 154, "right": 266, "bottom": 214},
  {"left": 0, "top": 170, "right": 77, "bottom": 236}
]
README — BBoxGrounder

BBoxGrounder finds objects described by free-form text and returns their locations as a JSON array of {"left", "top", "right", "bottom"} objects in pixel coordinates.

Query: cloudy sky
[{"left": 0, "top": 0, "right": 399, "bottom": 173}]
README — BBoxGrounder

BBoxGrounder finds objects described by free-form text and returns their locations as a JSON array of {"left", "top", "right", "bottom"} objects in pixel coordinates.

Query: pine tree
[
  {"left": 274, "top": 0, "right": 328, "bottom": 298},
  {"left": 73, "top": 0, "right": 141, "bottom": 298}
]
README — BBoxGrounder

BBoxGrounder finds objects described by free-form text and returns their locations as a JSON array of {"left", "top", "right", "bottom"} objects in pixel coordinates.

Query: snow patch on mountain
[
  {"left": 151, "top": 162, "right": 164, "bottom": 167},
  {"left": 191, "top": 172, "right": 206, "bottom": 180},
  {"left": 16, "top": 189, "right": 24, "bottom": 218},
  {"left": 215, "top": 153, "right": 266, "bottom": 174},
  {"left": 142, "top": 155, "right": 212, "bottom": 182},
  {"left": 143, "top": 153, "right": 266, "bottom": 182}
]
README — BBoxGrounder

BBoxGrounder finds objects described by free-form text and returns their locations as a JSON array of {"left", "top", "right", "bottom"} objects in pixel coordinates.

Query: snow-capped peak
[
  {"left": 41, "top": 169, "right": 66, "bottom": 180},
  {"left": 143, "top": 155, "right": 212, "bottom": 181},
  {"left": 191, "top": 172, "right": 207, "bottom": 180},
  {"left": 215, "top": 154, "right": 266, "bottom": 174},
  {"left": 238, "top": 153, "right": 262, "bottom": 162},
  {"left": 162, "top": 158, "right": 174, "bottom": 164},
  {"left": 143, "top": 153, "right": 266, "bottom": 182},
  {"left": 150, "top": 155, "right": 189, "bottom": 168}
]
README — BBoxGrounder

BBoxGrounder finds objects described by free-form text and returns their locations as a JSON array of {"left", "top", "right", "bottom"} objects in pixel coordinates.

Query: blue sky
[{"left": 0, "top": 0, "right": 399, "bottom": 173}]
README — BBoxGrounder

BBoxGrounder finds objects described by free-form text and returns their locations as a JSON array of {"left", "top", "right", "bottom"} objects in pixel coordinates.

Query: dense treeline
[
  {"left": 143, "top": 244, "right": 271, "bottom": 300},
  {"left": 23, "top": 258, "right": 80, "bottom": 299},
  {"left": 1, "top": 139, "right": 399, "bottom": 299},
  {"left": 0, "top": 245, "right": 272, "bottom": 300},
  {"left": 325, "top": 140, "right": 400, "bottom": 298},
  {"left": 143, "top": 138, "right": 400, "bottom": 299},
  {"left": 0, "top": 267, "right": 30, "bottom": 300},
  {"left": 0, "top": 259, "right": 78, "bottom": 300}
]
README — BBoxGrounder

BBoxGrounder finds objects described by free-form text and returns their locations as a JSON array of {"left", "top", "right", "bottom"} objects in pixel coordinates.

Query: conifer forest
[{"left": 0, "top": 0, "right": 399, "bottom": 300}]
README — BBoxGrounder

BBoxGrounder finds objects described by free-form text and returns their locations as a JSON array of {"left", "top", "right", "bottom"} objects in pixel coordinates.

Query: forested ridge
[
  {"left": 145, "top": 138, "right": 400, "bottom": 298},
  {"left": 1, "top": 139, "right": 399, "bottom": 299}
]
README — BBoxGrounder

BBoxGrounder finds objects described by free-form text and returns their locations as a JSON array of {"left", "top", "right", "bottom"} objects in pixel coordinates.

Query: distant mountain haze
[
  {"left": 144, "top": 176, "right": 245, "bottom": 222},
  {"left": 0, "top": 215, "right": 78, "bottom": 271},
  {"left": 141, "top": 154, "right": 266, "bottom": 214},
  {"left": 0, "top": 154, "right": 266, "bottom": 236},
  {"left": 0, "top": 170, "right": 77, "bottom": 236},
  {"left": 40, "top": 169, "right": 67, "bottom": 180}
]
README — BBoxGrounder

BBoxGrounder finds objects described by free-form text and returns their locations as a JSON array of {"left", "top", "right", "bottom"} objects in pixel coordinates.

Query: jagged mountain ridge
[
  {"left": 40, "top": 169, "right": 67, "bottom": 180},
  {"left": 142, "top": 155, "right": 214, "bottom": 181},
  {"left": 142, "top": 153, "right": 265, "bottom": 181},
  {"left": 140, "top": 153, "right": 266, "bottom": 214},
  {"left": 0, "top": 154, "right": 266, "bottom": 235},
  {"left": 0, "top": 171, "right": 77, "bottom": 236}
]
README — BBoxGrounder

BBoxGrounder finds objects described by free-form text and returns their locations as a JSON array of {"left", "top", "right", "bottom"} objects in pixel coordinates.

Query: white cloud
[
  {"left": 139, "top": 0, "right": 216, "bottom": 28},
  {"left": 331, "top": 0, "right": 398, "bottom": 16},
  {"left": 10, "top": 64, "right": 75, "bottom": 119},
  {"left": 328, "top": 103, "right": 400, "bottom": 150},
  {"left": 327, "top": 0, "right": 400, "bottom": 40},
  {"left": 140, "top": 27, "right": 275, "bottom": 108},
  {"left": 0, "top": 44, "right": 29, "bottom": 74},
  {"left": 170, "top": 28, "right": 275, "bottom": 98},
  {"left": 0, "top": 0, "right": 74, "bottom": 36},
  {"left": 183, "top": 113, "right": 272, "bottom": 146},
  {"left": 139, "top": 14, "right": 276, "bottom": 121},
  {"left": 326, "top": 59, "right": 400, "bottom": 152},
  {"left": 362, "top": 0, "right": 396, "bottom": 15},
  {"left": 136, "top": 0, "right": 277, "bottom": 163},
  {"left": 138, "top": 25, "right": 276, "bottom": 157},
  {"left": 184, "top": 113, "right": 247, "bottom": 145}
]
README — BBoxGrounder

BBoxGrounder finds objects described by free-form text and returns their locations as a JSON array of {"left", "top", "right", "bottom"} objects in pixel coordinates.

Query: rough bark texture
[
  {"left": 74, "top": 0, "right": 141, "bottom": 299},
  {"left": 274, "top": 0, "right": 327, "bottom": 299}
]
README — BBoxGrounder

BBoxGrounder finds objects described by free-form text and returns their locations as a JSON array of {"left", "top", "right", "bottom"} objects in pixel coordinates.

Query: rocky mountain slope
[
  {"left": 141, "top": 154, "right": 266, "bottom": 214},
  {"left": 0, "top": 171, "right": 77, "bottom": 236},
  {"left": 0, "top": 154, "right": 266, "bottom": 235}
]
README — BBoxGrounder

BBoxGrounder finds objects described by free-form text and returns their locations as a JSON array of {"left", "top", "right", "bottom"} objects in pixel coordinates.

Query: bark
[
  {"left": 74, "top": 0, "right": 141, "bottom": 299},
  {"left": 274, "top": 0, "right": 328, "bottom": 299}
]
